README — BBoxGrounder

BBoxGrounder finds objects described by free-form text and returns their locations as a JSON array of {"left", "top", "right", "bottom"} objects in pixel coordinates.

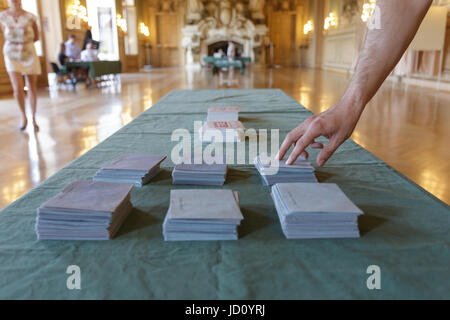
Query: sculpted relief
[
  {"left": 185, "top": 0, "right": 266, "bottom": 26},
  {"left": 186, "top": 0, "right": 204, "bottom": 22},
  {"left": 181, "top": 0, "right": 269, "bottom": 66}
]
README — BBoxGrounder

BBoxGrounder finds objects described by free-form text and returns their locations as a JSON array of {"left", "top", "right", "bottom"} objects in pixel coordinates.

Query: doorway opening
[{"left": 86, "top": 0, "right": 120, "bottom": 60}]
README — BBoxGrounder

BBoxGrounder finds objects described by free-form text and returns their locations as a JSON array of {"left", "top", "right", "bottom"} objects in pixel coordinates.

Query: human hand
[{"left": 277, "top": 100, "right": 363, "bottom": 166}]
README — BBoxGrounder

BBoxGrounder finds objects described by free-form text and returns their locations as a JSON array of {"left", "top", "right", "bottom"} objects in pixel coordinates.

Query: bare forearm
[
  {"left": 278, "top": 0, "right": 433, "bottom": 166},
  {"left": 33, "top": 23, "right": 39, "bottom": 42},
  {"left": 342, "top": 0, "right": 432, "bottom": 112}
]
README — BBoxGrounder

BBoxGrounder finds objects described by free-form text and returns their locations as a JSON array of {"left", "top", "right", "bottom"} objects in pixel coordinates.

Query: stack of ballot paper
[
  {"left": 254, "top": 154, "right": 317, "bottom": 186},
  {"left": 199, "top": 120, "right": 246, "bottom": 142},
  {"left": 163, "top": 189, "right": 244, "bottom": 241},
  {"left": 35, "top": 180, "right": 133, "bottom": 240},
  {"left": 93, "top": 154, "right": 166, "bottom": 187},
  {"left": 271, "top": 183, "right": 363, "bottom": 239},
  {"left": 207, "top": 106, "right": 242, "bottom": 121},
  {"left": 172, "top": 161, "right": 228, "bottom": 186}
]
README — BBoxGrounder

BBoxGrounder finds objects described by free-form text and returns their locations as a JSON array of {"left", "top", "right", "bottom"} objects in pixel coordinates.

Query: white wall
[
  {"left": 322, "top": 26, "right": 358, "bottom": 73},
  {"left": 303, "top": 0, "right": 450, "bottom": 84}
]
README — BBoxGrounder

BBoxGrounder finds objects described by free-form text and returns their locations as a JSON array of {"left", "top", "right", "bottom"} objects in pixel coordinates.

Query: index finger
[
  {"left": 277, "top": 127, "right": 305, "bottom": 160},
  {"left": 286, "top": 125, "right": 322, "bottom": 165}
]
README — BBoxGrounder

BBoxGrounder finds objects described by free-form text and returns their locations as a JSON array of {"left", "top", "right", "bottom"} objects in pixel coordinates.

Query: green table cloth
[
  {"left": 0, "top": 89, "right": 448, "bottom": 299},
  {"left": 66, "top": 61, "right": 122, "bottom": 78},
  {"left": 203, "top": 57, "right": 251, "bottom": 64},
  {"left": 213, "top": 60, "right": 245, "bottom": 75},
  {"left": 203, "top": 57, "right": 247, "bottom": 75}
]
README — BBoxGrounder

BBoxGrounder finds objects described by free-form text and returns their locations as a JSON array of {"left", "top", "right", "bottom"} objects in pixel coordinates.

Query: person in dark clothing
[
  {"left": 58, "top": 42, "right": 68, "bottom": 66},
  {"left": 82, "top": 29, "right": 92, "bottom": 51},
  {"left": 82, "top": 29, "right": 100, "bottom": 51}
]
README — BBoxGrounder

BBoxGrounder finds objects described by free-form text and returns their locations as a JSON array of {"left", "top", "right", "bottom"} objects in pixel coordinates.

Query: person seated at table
[
  {"left": 65, "top": 34, "right": 81, "bottom": 61},
  {"left": 213, "top": 49, "right": 225, "bottom": 58},
  {"left": 80, "top": 41, "right": 99, "bottom": 87},
  {"left": 80, "top": 41, "right": 99, "bottom": 62},
  {"left": 58, "top": 43, "right": 68, "bottom": 67}
]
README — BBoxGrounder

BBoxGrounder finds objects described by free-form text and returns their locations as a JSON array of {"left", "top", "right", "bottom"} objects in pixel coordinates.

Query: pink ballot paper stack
[
  {"left": 207, "top": 106, "right": 242, "bottom": 121},
  {"left": 199, "top": 120, "right": 246, "bottom": 142},
  {"left": 200, "top": 106, "right": 245, "bottom": 142}
]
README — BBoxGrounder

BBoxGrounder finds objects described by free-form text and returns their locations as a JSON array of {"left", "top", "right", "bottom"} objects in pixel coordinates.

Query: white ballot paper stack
[
  {"left": 93, "top": 154, "right": 167, "bottom": 187},
  {"left": 172, "top": 160, "right": 228, "bottom": 186},
  {"left": 199, "top": 120, "right": 246, "bottom": 143},
  {"left": 271, "top": 183, "right": 363, "bottom": 239},
  {"left": 35, "top": 180, "right": 133, "bottom": 240},
  {"left": 207, "top": 106, "right": 242, "bottom": 121},
  {"left": 163, "top": 189, "right": 244, "bottom": 241},
  {"left": 254, "top": 154, "right": 317, "bottom": 186}
]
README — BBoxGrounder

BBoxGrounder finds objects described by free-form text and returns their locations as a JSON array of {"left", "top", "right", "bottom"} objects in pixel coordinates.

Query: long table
[
  {"left": 203, "top": 57, "right": 249, "bottom": 75},
  {"left": 0, "top": 89, "right": 448, "bottom": 299},
  {"left": 66, "top": 60, "right": 122, "bottom": 78},
  {"left": 203, "top": 56, "right": 252, "bottom": 64}
]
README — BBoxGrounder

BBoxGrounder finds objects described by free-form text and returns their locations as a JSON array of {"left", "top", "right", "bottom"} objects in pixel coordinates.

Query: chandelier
[
  {"left": 139, "top": 22, "right": 150, "bottom": 37},
  {"left": 324, "top": 12, "right": 337, "bottom": 30},
  {"left": 361, "top": 0, "right": 377, "bottom": 22},
  {"left": 116, "top": 14, "right": 128, "bottom": 33},
  {"left": 303, "top": 20, "right": 313, "bottom": 35},
  {"left": 67, "top": 0, "right": 88, "bottom": 24}
]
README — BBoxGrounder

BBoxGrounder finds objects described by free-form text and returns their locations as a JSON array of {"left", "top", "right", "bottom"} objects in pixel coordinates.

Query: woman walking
[{"left": 0, "top": 0, "right": 41, "bottom": 131}]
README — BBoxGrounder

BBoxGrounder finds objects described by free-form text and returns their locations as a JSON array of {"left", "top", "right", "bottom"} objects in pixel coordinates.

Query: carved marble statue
[
  {"left": 231, "top": 3, "right": 248, "bottom": 31},
  {"left": 342, "top": 0, "right": 359, "bottom": 24},
  {"left": 186, "top": 0, "right": 204, "bottom": 23},
  {"left": 187, "top": 0, "right": 203, "bottom": 13},
  {"left": 249, "top": 0, "right": 265, "bottom": 20},
  {"left": 181, "top": 0, "right": 268, "bottom": 67},
  {"left": 219, "top": 0, "right": 232, "bottom": 26},
  {"left": 205, "top": 1, "right": 218, "bottom": 18}
]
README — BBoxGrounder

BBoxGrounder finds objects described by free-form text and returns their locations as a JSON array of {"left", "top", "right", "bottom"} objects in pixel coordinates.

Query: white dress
[
  {"left": 0, "top": 10, "right": 41, "bottom": 75},
  {"left": 80, "top": 49, "right": 99, "bottom": 62}
]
